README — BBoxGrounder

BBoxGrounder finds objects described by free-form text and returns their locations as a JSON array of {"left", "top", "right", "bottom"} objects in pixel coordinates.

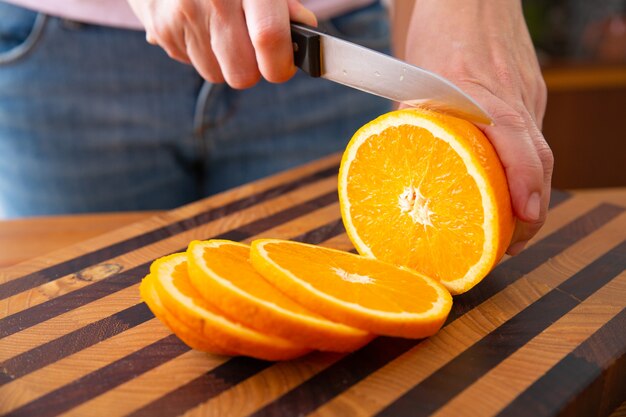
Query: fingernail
[
  {"left": 508, "top": 240, "right": 528, "bottom": 256},
  {"left": 525, "top": 192, "right": 541, "bottom": 221}
]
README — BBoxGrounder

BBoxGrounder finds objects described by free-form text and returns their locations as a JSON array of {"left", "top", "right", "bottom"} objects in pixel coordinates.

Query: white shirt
[{"left": 2, "top": 0, "right": 376, "bottom": 30}]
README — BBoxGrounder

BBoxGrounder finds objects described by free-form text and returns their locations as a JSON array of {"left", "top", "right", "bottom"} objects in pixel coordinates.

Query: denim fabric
[{"left": 0, "top": 1, "right": 391, "bottom": 218}]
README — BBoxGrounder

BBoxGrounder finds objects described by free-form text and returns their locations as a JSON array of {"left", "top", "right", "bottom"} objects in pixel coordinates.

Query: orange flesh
[
  {"left": 170, "top": 261, "right": 228, "bottom": 314},
  {"left": 346, "top": 124, "right": 484, "bottom": 281},
  {"left": 262, "top": 241, "right": 439, "bottom": 314},
  {"left": 201, "top": 244, "right": 322, "bottom": 316}
]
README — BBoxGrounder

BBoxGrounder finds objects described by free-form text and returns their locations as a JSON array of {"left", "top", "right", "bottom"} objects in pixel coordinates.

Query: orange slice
[
  {"left": 148, "top": 253, "right": 310, "bottom": 361},
  {"left": 250, "top": 239, "right": 453, "bottom": 339},
  {"left": 187, "top": 240, "right": 372, "bottom": 352},
  {"left": 140, "top": 274, "right": 236, "bottom": 356},
  {"left": 338, "top": 108, "right": 514, "bottom": 294}
]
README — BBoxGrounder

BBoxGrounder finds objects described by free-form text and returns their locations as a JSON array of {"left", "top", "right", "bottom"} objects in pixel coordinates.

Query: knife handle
[{"left": 290, "top": 23, "right": 321, "bottom": 78}]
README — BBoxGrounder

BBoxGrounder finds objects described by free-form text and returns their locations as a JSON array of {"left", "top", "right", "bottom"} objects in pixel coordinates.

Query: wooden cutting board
[{"left": 0, "top": 154, "right": 625, "bottom": 417}]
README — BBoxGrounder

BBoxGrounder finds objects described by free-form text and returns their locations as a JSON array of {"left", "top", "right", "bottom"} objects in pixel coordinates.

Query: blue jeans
[{"left": 0, "top": 1, "right": 391, "bottom": 218}]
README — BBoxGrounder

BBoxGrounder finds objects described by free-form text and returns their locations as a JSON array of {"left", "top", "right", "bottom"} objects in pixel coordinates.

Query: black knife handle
[{"left": 290, "top": 23, "right": 321, "bottom": 78}]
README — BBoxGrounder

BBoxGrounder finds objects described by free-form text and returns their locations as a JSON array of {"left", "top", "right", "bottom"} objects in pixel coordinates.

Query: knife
[{"left": 291, "top": 23, "right": 493, "bottom": 125}]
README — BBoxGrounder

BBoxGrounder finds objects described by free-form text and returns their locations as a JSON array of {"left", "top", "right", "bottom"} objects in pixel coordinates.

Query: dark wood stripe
[
  {"left": 5, "top": 335, "right": 187, "bottom": 417},
  {"left": 126, "top": 357, "right": 272, "bottom": 417},
  {"left": 0, "top": 191, "right": 338, "bottom": 340},
  {"left": 497, "top": 307, "right": 626, "bottom": 417},
  {"left": 246, "top": 204, "right": 624, "bottom": 417},
  {"left": 0, "top": 303, "right": 152, "bottom": 385},
  {"left": 4, "top": 216, "right": 351, "bottom": 415},
  {"left": 548, "top": 189, "right": 571, "bottom": 209},
  {"left": 0, "top": 165, "right": 339, "bottom": 301},
  {"left": 376, "top": 240, "right": 626, "bottom": 417},
  {"left": 291, "top": 218, "right": 345, "bottom": 244}
]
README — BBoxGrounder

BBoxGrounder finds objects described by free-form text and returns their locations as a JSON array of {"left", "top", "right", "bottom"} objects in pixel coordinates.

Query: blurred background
[{"left": 523, "top": 0, "right": 626, "bottom": 189}]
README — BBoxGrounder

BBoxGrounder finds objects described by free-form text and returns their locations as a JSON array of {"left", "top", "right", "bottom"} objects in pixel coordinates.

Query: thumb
[
  {"left": 287, "top": 0, "right": 318, "bottom": 27},
  {"left": 482, "top": 109, "right": 551, "bottom": 254}
]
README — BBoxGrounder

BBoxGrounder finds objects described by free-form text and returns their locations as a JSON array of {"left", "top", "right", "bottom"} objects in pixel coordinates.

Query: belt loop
[{"left": 0, "top": 13, "right": 47, "bottom": 64}]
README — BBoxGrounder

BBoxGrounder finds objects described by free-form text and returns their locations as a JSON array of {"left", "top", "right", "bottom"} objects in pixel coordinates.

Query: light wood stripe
[
  {"left": 0, "top": 176, "right": 337, "bottom": 319},
  {"left": 307, "top": 213, "right": 626, "bottom": 417},
  {"left": 0, "top": 154, "right": 341, "bottom": 284},
  {"left": 431, "top": 271, "right": 626, "bottom": 417}
]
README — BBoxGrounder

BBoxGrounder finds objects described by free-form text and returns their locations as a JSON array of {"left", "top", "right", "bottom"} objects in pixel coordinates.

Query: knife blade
[{"left": 291, "top": 23, "right": 493, "bottom": 125}]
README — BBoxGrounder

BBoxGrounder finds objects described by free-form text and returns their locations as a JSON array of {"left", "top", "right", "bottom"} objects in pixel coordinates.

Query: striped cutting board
[{"left": 1, "top": 154, "right": 625, "bottom": 417}]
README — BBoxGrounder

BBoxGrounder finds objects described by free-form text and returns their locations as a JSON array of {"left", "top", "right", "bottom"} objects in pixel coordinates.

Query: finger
[
  {"left": 147, "top": 13, "right": 191, "bottom": 64},
  {"left": 161, "top": 25, "right": 191, "bottom": 64},
  {"left": 186, "top": 27, "right": 225, "bottom": 84},
  {"left": 243, "top": 0, "right": 296, "bottom": 83},
  {"left": 207, "top": 3, "right": 261, "bottom": 89},
  {"left": 169, "top": 25, "right": 192, "bottom": 64},
  {"left": 484, "top": 105, "right": 545, "bottom": 219},
  {"left": 287, "top": 0, "right": 318, "bottom": 26},
  {"left": 507, "top": 122, "right": 553, "bottom": 255},
  {"left": 146, "top": 32, "right": 157, "bottom": 45}
]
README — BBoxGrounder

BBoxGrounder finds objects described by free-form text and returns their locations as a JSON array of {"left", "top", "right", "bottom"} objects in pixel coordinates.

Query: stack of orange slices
[
  {"left": 140, "top": 108, "right": 514, "bottom": 360},
  {"left": 141, "top": 239, "right": 452, "bottom": 360}
]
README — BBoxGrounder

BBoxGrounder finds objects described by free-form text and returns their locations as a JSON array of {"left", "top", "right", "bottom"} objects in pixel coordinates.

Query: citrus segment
[
  {"left": 149, "top": 253, "right": 311, "bottom": 361},
  {"left": 250, "top": 239, "right": 453, "bottom": 339},
  {"left": 338, "top": 108, "right": 514, "bottom": 294},
  {"left": 140, "top": 274, "right": 236, "bottom": 355},
  {"left": 187, "top": 240, "right": 372, "bottom": 352}
]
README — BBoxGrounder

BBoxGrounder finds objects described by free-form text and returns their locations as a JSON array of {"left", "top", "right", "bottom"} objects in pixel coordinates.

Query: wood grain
[
  {"left": 0, "top": 154, "right": 624, "bottom": 417},
  {"left": 0, "top": 212, "right": 161, "bottom": 269}
]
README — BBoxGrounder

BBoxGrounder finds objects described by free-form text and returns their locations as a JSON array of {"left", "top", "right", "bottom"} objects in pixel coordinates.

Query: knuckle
[
  {"left": 491, "top": 107, "right": 527, "bottom": 131},
  {"left": 537, "top": 141, "right": 554, "bottom": 173},
  {"left": 492, "top": 58, "right": 517, "bottom": 87},
  {"left": 536, "top": 77, "right": 547, "bottom": 102},
  {"left": 251, "top": 22, "right": 286, "bottom": 49},
  {"left": 534, "top": 77, "right": 548, "bottom": 115}
]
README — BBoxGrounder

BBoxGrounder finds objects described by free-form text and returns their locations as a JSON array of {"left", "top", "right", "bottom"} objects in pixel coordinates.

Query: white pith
[
  {"left": 333, "top": 267, "right": 375, "bottom": 284},
  {"left": 398, "top": 185, "right": 433, "bottom": 227}
]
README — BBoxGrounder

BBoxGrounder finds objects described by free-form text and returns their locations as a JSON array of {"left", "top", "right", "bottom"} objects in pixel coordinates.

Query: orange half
[{"left": 338, "top": 108, "right": 514, "bottom": 294}]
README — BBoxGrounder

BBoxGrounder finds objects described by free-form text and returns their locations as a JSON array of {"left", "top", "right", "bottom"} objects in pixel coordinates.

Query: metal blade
[{"left": 319, "top": 34, "right": 493, "bottom": 125}]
